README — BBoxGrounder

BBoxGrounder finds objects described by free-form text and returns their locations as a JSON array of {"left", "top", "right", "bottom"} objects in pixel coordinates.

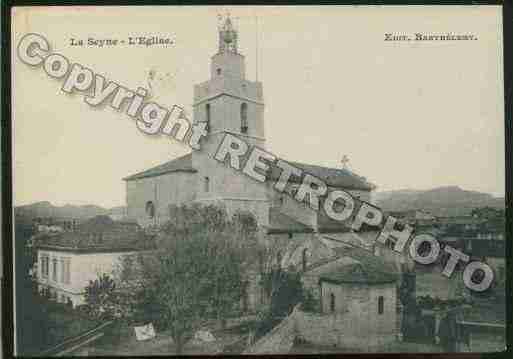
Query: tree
[
  {"left": 115, "top": 203, "right": 260, "bottom": 354},
  {"left": 84, "top": 273, "right": 121, "bottom": 319}
]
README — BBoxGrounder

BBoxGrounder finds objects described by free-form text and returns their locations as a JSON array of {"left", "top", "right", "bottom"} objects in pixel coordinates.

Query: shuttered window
[
  {"left": 41, "top": 255, "right": 49, "bottom": 278},
  {"left": 64, "top": 258, "right": 71, "bottom": 284},
  {"left": 59, "top": 259, "right": 65, "bottom": 283},
  {"left": 52, "top": 258, "right": 58, "bottom": 281}
]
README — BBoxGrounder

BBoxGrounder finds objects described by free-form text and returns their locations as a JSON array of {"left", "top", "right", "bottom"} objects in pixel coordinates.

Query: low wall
[
  {"left": 244, "top": 305, "right": 397, "bottom": 354},
  {"left": 295, "top": 309, "right": 395, "bottom": 350}
]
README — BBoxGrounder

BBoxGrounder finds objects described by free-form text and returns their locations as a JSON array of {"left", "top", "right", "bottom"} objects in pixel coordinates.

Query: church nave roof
[{"left": 123, "top": 153, "right": 196, "bottom": 181}]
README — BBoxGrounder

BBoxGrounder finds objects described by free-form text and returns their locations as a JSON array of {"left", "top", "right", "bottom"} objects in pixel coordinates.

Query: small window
[
  {"left": 41, "top": 256, "right": 49, "bottom": 278},
  {"left": 288, "top": 233, "right": 293, "bottom": 239},
  {"left": 302, "top": 248, "right": 308, "bottom": 271},
  {"left": 60, "top": 259, "right": 65, "bottom": 283},
  {"left": 216, "top": 68, "right": 221, "bottom": 75},
  {"left": 378, "top": 296, "right": 384, "bottom": 315},
  {"left": 52, "top": 258, "right": 58, "bottom": 281},
  {"left": 145, "top": 201, "right": 155, "bottom": 219},
  {"left": 330, "top": 293, "right": 335, "bottom": 312},
  {"left": 64, "top": 258, "right": 71, "bottom": 284},
  {"left": 205, "top": 104, "right": 211, "bottom": 132},
  {"left": 240, "top": 103, "right": 248, "bottom": 133},
  {"left": 277, "top": 251, "right": 282, "bottom": 266},
  {"left": 204, "top": 176, "right": 210, "bottom": 192}
]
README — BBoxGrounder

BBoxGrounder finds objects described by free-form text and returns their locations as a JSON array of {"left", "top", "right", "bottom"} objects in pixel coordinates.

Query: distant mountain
[
  {"left": 373, "top": 186, "right": 505, "bottom": 217},
  {"left": 15, "top": 201, "right": 126, "bottom": 220}
]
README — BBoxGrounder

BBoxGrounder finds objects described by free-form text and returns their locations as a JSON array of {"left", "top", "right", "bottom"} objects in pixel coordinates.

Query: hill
[
  {"left": 15, "top": 201, "right": 126, "bottom": 221},
  {"left": 373, "top": 186, "right": 505, "bottom": 217}
]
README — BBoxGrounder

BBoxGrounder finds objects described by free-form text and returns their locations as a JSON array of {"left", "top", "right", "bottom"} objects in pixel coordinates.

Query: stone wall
[
  {"left": 295, "top": 309, "right": 395, "bottom": 349},
  {"left": 245, "top": 304, "right": 398, "bottom": 354},
  {"left": 126, "top": 172, "right": 197, "bottom": 227},
  {"left": 316, "top": 282, "right": 397, "bottom": 348}
]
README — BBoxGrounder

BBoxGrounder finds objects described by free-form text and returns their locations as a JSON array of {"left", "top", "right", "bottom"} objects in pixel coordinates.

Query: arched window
[
  {"left": 204, "top": 176, "right": 210, "bottom": 192},
  {"left": 378, "top": 296, "right": 384, "bottom": 315},
  {"left": 302, "top": 248, "right": 308, "bottom": 271},
  {"left": 145, "top": 201, "right": 155, "bottom": 219},
  {"left": 205, "top": 104, "right": 211, "bottom": 132},
  {"left": 240, "top": 103, "right": 248, "bottom": 133},
  {"left": 330, "top": 293, "right": 336, "bottom": 312}
]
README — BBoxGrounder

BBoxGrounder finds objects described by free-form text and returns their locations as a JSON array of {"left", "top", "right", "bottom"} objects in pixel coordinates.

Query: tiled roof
[
  {"left": 33, "top": 217, "right": 156, "bottom": 252},
  {"left": 318, "top": 263, "right": 398, "bottom": 284},
  {"left": 123, "top": 153, "right": 373, "bottom": 192},
  {"left": 123, "top": 153, "right": 196, "bottom": 181},
  {"left": 315, "top": 252, "right": 398, "bottom": 285},
  {"left": 34, "top": 231, "right": 156, "bottom": 252},
  {"left": 299, "top": 238, "right": 398, "bottom": 284},
  {"left": 315, "top": 245, "right": 398, "bottom": 284},
  {"left": 267, "top": 159, "right": 374, "bottom": 191},
  {"left": 331, "top": 245, "right": 396, "bottom": 272}
]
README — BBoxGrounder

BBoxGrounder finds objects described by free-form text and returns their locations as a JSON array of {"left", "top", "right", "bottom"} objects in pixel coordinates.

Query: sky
[{"left": 12, "top": 5, "right": 505, "bottom": 208}]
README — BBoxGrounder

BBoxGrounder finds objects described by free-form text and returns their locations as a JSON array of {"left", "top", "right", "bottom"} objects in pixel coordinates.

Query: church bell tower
[
  {"left": 191, "top": 15, "right": 269, "bottom": 225},
  {"left": 192, "top": 15, "right": 265, "bottom": 147}
]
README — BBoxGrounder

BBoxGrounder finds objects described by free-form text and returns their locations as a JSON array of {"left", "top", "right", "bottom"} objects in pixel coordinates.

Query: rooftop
[
  {"left": 123, "top": 153, "right": 196, "bottom": 181},
  {"left": 33, "top": 216, "right": 156, "bottom": 253},
  {"left": 123, "top": 153, "right": 374, "bottom": 192},
  {"left": 308, "top": 244, "right": 398, "bottom": 284},
  {"left": 267, "top": 159, "right": 374, "bottom": 191},
  {"left": 317, "top": 256, "right": 398, "bottom": 285}
]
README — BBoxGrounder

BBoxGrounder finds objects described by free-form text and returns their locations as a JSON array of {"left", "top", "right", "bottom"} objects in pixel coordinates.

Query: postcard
[{"left": 9, "top": 5, "right": 506, "bottom": 355}]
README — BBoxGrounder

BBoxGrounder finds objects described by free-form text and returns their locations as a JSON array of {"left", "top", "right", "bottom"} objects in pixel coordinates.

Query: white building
[{"left": 34, "top": 218, "right": 153, "bottom": 307}]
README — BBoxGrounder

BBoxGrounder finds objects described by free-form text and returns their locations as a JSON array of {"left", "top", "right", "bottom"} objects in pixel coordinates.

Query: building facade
[
  {"left": 37, "top": 248, "right": 135, "bottom": 307},
  {"left": 34, "top": 216, "right": 154, "bottom": 307}
]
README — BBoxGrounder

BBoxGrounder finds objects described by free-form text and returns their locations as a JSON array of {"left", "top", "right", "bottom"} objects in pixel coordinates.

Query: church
[
  {"left": 123, "top": 16, "right": 375, "bottom": 237},
  {"left": 121, "top": 19, "right": 409, "bottom": 335}
]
